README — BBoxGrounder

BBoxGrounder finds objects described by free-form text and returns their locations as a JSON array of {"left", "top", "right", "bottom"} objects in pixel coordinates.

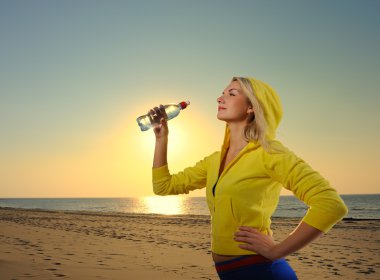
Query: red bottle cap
[{"left": 179, "top": 101, "right": 190, "bottom": 109}]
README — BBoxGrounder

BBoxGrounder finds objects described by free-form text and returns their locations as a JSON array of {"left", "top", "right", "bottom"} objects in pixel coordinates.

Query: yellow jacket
[{"left": 152, "top": 78, "right": 348, "bottom": 255}]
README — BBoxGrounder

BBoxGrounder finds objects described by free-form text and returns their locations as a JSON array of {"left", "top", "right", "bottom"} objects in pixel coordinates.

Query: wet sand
[{"left": 0, "top": 207, "right": 379, "bottom": 279}]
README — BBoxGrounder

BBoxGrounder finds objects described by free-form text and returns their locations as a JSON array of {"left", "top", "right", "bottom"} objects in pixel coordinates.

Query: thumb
[{"left": 160, "top": 118, "right": 167, "bottom": 126}]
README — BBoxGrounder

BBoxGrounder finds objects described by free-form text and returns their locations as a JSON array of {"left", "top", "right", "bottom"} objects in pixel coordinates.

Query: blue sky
[{"left": 0, "top": 0, "right": 379, "bottom": 197}]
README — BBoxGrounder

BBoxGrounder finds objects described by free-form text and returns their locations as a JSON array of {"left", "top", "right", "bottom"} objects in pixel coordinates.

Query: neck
[{"left": 227, "top": 122, "right": 248, "bottom": 152}]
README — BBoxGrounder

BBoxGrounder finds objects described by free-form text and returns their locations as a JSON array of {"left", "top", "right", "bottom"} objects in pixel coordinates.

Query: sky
[{"left": 0, "top": 0, "right": 379, "bottom": 198}]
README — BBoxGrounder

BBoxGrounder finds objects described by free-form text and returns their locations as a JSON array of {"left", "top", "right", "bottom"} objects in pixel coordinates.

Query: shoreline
[
  {"left": 1, "top": 206, "right": 379, "bottom": 221},
  {"left": 1, "top": 207, "right": 379, "bottom": 279}
]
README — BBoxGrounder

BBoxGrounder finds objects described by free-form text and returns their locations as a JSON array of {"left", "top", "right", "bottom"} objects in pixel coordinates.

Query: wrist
[
  {"left": 155, "top": 136, "right": 168, "bottom": 142},
  {"left": 271, "top": 243, "right": 285, "bottom": 260}
]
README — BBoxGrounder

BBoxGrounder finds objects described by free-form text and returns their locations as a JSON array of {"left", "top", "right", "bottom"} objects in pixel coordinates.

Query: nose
[{"left": 217, "top": 95, "right": 224, "bottom": 104}]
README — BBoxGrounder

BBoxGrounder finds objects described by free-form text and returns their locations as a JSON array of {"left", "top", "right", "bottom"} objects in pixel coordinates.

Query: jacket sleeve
[
  {"left": 264, "top": 146, "right": 348, "bottom": 233},
  {"left": 152, "top": 155, "right": 211, "bottom": 195}
]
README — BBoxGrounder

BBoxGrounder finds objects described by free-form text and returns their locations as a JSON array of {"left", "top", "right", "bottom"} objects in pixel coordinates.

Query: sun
[{"left": 137, "top": 119, "right": 190, "bottom": 161}]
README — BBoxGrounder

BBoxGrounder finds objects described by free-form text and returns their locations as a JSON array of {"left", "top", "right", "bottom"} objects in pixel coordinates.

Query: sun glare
[
  {"left": 143, "top": 196, "right": 184, "bottom": 215},
  {"left": 136, "top": 116, "right": 191, "bottom": 160}
]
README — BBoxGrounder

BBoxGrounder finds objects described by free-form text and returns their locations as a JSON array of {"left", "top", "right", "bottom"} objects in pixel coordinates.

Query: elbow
[
  {"left": 153, "top": 184, "right": 168, "bottom": 196},
  {"left": 153, "top": 189, "right": 165, "bottom": 196},
  {"left": 342, "top": 204, "right": 349, "bottom": 218},
  {"left": 336, "top": 200, "right": 349, "bottom": 220}
]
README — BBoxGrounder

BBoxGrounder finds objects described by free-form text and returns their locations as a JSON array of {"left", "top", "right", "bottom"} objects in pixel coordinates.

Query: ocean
[{"left": 0, "top": 194, "right": 378, "bottom": 219}]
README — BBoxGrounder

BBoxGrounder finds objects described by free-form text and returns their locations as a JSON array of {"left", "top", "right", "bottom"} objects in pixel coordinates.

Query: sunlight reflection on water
[{"left": 142, "top": 196, "right": 186, "bottom": 215}]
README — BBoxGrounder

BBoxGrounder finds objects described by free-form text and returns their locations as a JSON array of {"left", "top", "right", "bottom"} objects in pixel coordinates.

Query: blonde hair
[{"left": 232, "top": 77, "right": 271, "bottom": 151}]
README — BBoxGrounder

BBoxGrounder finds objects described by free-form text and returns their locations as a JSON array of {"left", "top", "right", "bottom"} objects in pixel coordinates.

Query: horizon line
[{"left": 1, "top": 193, "right": 379, "bottom": 199}]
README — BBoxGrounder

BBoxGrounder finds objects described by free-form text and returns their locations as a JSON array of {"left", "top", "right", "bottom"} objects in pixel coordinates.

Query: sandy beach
[{"left": 0, "top": 207, "right": 379, "bottom": 279}]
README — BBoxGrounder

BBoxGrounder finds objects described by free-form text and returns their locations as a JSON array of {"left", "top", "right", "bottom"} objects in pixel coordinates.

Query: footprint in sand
[
  {"left": 46, "top": 268, "right": 58, "bottom": 271},
  {"left": 357, "top": 267, "right": 376, "bottom": 275}
]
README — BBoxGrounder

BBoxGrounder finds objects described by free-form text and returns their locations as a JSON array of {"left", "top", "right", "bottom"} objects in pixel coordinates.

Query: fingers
[
  {"left": 159, "top": 104, "right": 168, "bottom": 119},
  {"left": 234, "top": 230, "right": 257, "bottom": 252},
  {"left": 234, "top": 232, "right": 257, "bottom": 243},
  {"left": 152, "top": 106, "right": 161, "bottom": 123},
  {"left": 234, "top": 226, "right": 277, "bottom": 260},
  {"left": 148, "top": 105, "right": 169, "bottom": 138},
  {"left": 235, "top": 227, "right": 256, "bottom": 242},
  {"left": 235, "top": 228, "right": 259, "bottom": 238},
  {"left": 234, "top": 235, "right": 255, "bottom": 243},
  {"left": 239, "top": 243, "right": 255, "bottom": 251},
  {"left": 234, "top": 227, "right": 265, "bottom": 244},
  {"left": 149, "top": 105, "right": 166, "bottom": 124}
]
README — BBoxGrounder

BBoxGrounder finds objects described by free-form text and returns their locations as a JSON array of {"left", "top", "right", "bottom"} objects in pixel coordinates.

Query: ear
[{"left": 247, "top": 106, "right": 254, "bottom": 114}]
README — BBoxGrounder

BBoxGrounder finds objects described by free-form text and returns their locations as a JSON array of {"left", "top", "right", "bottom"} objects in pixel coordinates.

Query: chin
[
  {"left": 217, "top": 117, "right": 231, "bottom": 123},
  {"left": 216, "top": 114, "right": 226, "bottom": 121}
]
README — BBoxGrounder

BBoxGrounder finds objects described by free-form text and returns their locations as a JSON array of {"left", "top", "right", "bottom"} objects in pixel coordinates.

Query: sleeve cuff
[
  {"left": 152, "top": 164, "right": 170, "bottom": 180},
  {"left": 302, "top": 205, "right": 348, "bottom": 233}
]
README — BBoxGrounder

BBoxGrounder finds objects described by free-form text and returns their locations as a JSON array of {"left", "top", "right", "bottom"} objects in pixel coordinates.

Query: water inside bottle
[
  {"left": 136, "top": 101, "right": 189, "bottom": 131},
  {"left": 164, "top": 104, "right": 181, "bottom": 120},
  {"left": 137, "top": 115, "right": 152, "bottom": 131}
]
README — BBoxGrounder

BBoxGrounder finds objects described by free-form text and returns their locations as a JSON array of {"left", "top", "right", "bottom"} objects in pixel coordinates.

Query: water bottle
[{"left": 136, "top": 101, "right": 190, "bottom": 131}]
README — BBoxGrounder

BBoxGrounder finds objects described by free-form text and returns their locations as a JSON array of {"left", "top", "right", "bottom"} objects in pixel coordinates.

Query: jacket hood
[{"left": 222, "top": 77, "right": 283, "bottom": 151}]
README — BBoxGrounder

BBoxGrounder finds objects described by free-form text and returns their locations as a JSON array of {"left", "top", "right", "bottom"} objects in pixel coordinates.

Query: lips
[{"left": 218, "top": 106, "right": 226, "bottom": 111}]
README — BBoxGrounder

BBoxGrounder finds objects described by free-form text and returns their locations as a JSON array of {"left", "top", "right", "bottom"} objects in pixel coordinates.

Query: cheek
[
  {"left": 233, "top": 99, "right": 249, "bottom": 114},
  {"left": 230, "top": 107, "right": 248, "bottom": 120}
]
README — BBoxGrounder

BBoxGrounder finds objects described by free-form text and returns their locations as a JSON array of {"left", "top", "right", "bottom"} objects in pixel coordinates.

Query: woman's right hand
[
  {"left": 149, "top": 105, "right": 168, "bottom": 139},
  {"left": 151, "top": 105, "right": 169, "bottom": 168}
]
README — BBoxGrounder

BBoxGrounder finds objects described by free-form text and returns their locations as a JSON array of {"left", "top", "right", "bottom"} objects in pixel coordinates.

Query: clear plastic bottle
[{"left": 136, "top": 101, "right": 190, "bottom": 131}]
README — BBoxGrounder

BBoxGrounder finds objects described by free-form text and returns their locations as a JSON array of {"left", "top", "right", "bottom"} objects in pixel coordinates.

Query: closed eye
[{"left": 229, "top": 89, "right": 239, "bottom": 96}]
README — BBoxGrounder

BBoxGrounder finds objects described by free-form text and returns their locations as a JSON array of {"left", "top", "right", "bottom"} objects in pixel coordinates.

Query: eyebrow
[{"left": 222, "top": 88, "right": 240, "bottom": 95}]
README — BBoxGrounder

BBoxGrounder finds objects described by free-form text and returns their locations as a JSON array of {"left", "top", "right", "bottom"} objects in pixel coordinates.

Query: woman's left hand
[{"left": 234, "top": 226, "right": 280, "bottom": 261}]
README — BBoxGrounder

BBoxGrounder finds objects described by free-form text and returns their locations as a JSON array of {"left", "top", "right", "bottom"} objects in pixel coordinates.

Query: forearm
[
  {"left": 274, "top": 221, "right": 323, "bottom": 259},
  {"left": 153, "top": 137, "right": 168, "bottom": 168}
]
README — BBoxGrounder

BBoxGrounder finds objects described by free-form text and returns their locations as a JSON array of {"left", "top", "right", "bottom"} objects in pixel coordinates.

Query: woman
[{"left": 150, "top": 77, "right": 348, "bottom": 279}]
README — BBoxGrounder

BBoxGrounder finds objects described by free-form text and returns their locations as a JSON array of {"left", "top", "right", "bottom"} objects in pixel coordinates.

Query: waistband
[{"left": 215, "top": 255, "right": 273, "bottom": 272}]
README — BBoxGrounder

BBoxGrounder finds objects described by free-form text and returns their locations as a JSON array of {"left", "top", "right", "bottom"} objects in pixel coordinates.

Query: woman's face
[{"left": 217, "top": 81, "right": 253, "bottom": 123}]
